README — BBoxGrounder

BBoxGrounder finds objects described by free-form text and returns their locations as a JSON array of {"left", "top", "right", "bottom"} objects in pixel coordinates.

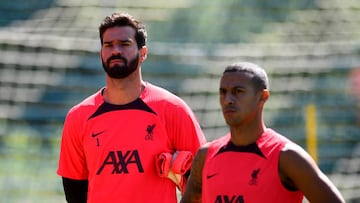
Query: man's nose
[
  {"left": 224, "top": 93, "right": 235, "bottom": 104},
  {"left": 112, "top": 45, "right": 123, "bottom": 55}
]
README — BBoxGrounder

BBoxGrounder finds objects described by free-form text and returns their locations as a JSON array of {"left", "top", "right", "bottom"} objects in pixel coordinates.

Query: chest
[
  {"left": 82, "top": 109, "right": 171, "bottom": 175},
  {"left": 206, "top": 152, "right": 279, "bottom": 187}
]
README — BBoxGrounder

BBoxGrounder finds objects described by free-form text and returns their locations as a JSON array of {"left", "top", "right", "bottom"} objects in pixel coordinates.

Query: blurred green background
[{"left": 0, "top": 0, "right": 360, "bottom": 202}]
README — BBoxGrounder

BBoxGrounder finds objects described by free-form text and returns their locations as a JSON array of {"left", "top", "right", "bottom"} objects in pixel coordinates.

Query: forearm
[
  {"left": 62, "top": 177, "right": 88, "bottom": 203},
  {"left": 180, "top": 177, "right": 202, "bottom": 203},
  {"left": 181, "top": 193, "right": 202, "bottom": 203}
]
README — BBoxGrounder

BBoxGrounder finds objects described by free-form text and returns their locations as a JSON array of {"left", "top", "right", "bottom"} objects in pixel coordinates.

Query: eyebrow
[
  {"left": 103, "top": 38, "right": 134, "bottom": 44},
  {"left": 220, "top": 85, "right": 246, "bottom": 89}
]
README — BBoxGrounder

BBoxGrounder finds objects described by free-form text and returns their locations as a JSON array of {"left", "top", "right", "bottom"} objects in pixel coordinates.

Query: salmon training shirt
[
  {"left": 202, "top": 129, "right": 304, "bottom": 203},
  {"left": 57, "top": 82, "right": 206, "bottom": 203}
]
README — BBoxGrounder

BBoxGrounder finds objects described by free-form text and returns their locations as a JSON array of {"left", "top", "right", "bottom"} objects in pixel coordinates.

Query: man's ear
[
  {"left": 139, "top": 46, "right": 148, "bottom": 62},
  {"left": 261, "top": 89, "right": 270, "bottom": 102}
]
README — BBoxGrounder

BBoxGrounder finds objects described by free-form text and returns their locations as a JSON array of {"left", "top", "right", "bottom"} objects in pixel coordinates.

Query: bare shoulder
[
  {"left": 279, "top": 142, "right": 319, "bottom": 185},
  {"left": 280, "top": 142, "right": 316, "bottom": 167},
  {"left": 279, "top": 143, "right": 345, "bottom": 203}
]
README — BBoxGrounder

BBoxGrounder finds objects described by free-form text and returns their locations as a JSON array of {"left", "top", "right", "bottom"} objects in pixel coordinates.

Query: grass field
[
  {"left": 0, "top": 130, "right": 65, "bottom": 203},
  {"left": 0, "top": 130, "right": 182, "bottom": 203}
]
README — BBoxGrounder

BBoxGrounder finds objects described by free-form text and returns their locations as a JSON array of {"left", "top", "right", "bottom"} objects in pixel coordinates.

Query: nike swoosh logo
[
  {"left": 206, "top": 173, "right": 218, "bottom": 179},
  {"left": 91, "top": 130, "right": 105, "bottom": 138}
]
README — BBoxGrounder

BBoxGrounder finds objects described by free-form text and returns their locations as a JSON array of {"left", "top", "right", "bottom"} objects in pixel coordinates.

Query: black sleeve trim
[{"left": 62, "top": 177, "right": 88, "bottom": 203}]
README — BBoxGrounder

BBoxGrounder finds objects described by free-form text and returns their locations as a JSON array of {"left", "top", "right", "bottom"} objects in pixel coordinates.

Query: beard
[{"left": 102, "top": 53, "right": 139, "bottom": 79}]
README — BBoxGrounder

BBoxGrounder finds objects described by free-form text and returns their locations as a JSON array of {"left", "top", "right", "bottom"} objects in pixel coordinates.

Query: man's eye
[
  {"left": 234, "top": 89, "right": 244, "bottom": 94},
  {"left": 103, "top": 43, "right": 112, "bottom": 47},
  {"left": 121, "top": 43, "right": 132, "bottom": 47}
]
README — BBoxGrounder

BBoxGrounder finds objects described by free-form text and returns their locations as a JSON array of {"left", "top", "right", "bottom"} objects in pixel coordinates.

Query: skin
[
  {"left": 100, "top": 26, "right": 148, "bottom": 105},
  {"left": 181, "top": 71, "right": 345, "bottom": 203}
]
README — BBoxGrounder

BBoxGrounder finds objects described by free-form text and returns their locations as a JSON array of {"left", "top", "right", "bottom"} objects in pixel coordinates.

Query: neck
[
  {"left": 103, "top": 69, "right": 144, "bottom": 105},
  {"left": 229, "top": 116, "right": 266, "bottom": 146}
]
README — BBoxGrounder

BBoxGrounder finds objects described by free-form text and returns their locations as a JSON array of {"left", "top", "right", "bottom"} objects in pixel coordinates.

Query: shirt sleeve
[
  {"left": 57, "top": 107, "right": 89, "bottom": 179},
  {"left": 165, "top": 98, "right": 206, "bottom": 155}
]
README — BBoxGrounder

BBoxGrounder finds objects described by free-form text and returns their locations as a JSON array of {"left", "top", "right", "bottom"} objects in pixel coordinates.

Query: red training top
[
  {"left": 57, "top": 82, "right": 206, "bottom": 203},
  {"left": 202, "top": 128, "right": 303, "bottom": 203}
]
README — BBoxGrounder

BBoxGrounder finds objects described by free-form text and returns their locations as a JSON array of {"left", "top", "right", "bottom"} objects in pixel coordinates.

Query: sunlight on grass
[{"left": 0, "top": 128, "right": 64, "bottom": 203}]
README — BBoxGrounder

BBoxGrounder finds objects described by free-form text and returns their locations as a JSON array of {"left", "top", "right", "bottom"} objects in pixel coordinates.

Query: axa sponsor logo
[
  {"left": 96, "top": 150, "right": 144, "bottom": 175},
  {"left": 214, "top": 195, "right": 244, "bottom": 203}
]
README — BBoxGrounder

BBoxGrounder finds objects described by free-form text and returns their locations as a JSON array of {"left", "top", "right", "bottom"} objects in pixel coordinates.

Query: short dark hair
[
  {"left": 99, "top": 12, "right": 147, "bottom": 49},
  {"left": 224, "top": 62, "right": 269, "bottom": 91}
]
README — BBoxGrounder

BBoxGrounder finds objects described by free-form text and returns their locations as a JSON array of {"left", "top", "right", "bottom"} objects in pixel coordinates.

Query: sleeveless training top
[{"left": 202, "top": 128, "right": 303, "bottom": 203}]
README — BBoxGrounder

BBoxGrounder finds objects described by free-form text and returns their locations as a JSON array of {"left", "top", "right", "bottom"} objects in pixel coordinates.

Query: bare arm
[
  {"left": 181, "top": 146, "right": 208, "bottom": 203},
  {"left": 279, "top": 143, "right": 345, "bottom": 203}
]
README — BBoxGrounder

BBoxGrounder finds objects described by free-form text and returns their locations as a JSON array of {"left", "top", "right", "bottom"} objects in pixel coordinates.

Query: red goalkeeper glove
[{"left": 155, "top": 151, "right": 194, "bottom": 194}]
